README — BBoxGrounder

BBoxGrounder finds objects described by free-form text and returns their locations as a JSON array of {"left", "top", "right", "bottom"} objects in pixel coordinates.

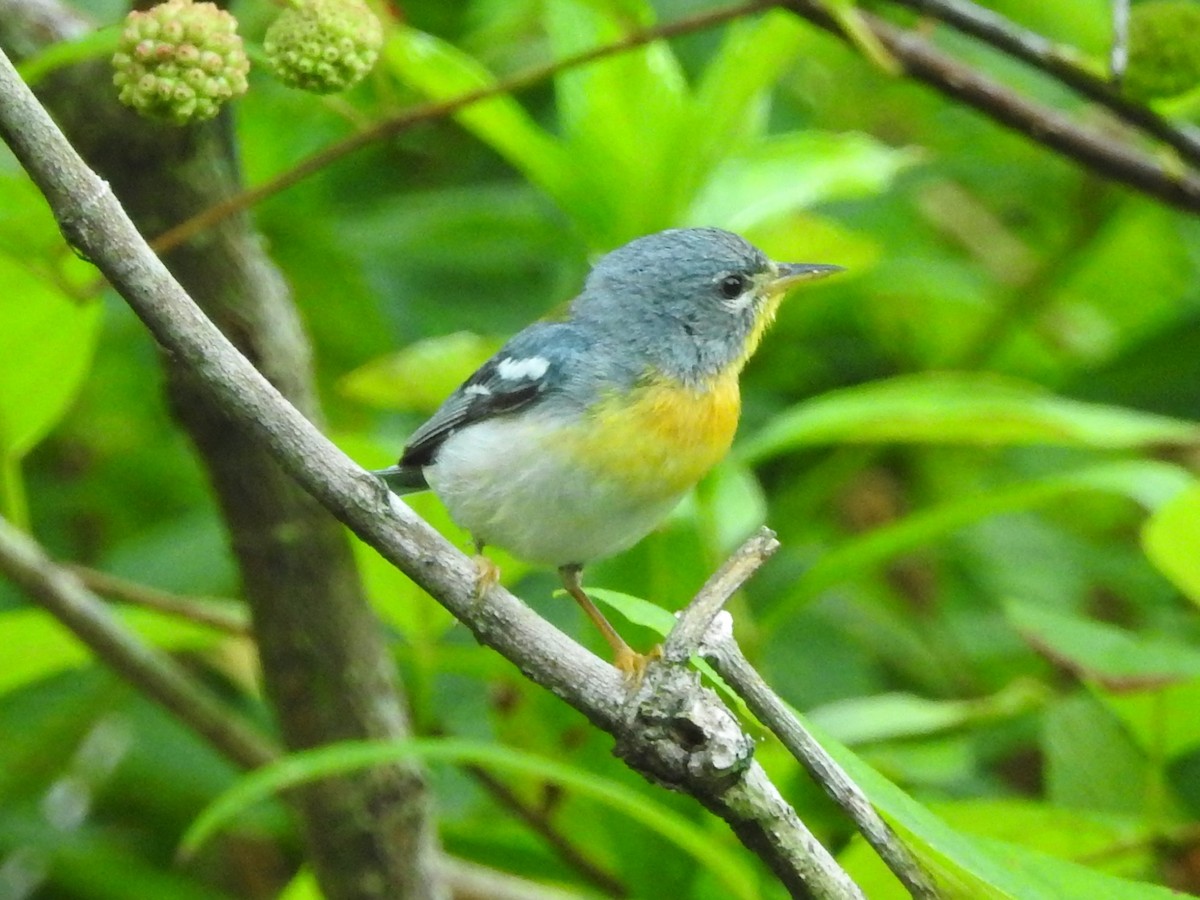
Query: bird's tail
[{"left": 372, "top": 464, "right": 429, "bottom": 494}]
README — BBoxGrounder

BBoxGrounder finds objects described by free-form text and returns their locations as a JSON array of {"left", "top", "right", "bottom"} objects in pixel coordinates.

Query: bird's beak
[{"left": 767, "top": 262, "right": 845, "bottom": 295}]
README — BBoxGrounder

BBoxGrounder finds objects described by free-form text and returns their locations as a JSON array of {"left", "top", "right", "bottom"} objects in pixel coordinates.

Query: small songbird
[{"left": 376, "top": 227, "right": 841, "bottom": 676}]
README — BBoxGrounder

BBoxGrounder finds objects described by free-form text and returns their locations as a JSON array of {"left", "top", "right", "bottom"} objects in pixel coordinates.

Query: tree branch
[
  {"left": 702, "top": 631, "right": 940, "bottom": 899},
  {"left": 0, "top": 47, "right": 861, "bottom": 900},
  {"left": 782, "top": 0, "right": 1200, "bottom": 215},
  {"left": 67, "top": 565, "right": 251, "bottom": 635},
  {"left": 0, "top": 516, "right": 278, "bottom": 769},
  {"left": 2, "top": 1, "right": 444, "bottom": 895},
  {"left": 663, "top": 527, "right": 780, "bottom": 664},
  {"left": 879, "top": 0, "right": 1200, "bottom": 167}
]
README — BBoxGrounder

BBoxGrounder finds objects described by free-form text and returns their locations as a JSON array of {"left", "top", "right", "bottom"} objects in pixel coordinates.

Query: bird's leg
[
  {"left": 558, "top": 564, "right": 661, "bottom": 683},
  {"left": 472, "top": 539, "right": 501, "bottom": 601}
]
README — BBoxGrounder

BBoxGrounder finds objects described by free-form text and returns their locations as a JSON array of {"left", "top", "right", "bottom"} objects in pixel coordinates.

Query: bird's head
[{"left": 575, "top": 227, "right": 842, "bottom": 382}]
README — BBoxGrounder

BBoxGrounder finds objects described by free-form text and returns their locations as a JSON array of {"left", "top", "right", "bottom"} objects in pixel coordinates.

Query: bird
[{"left": 375, "top": 227, "right": 842, "bottom": 677}]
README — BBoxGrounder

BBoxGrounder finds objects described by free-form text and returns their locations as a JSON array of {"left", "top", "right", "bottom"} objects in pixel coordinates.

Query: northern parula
[{"left": 376, "top": 227, "right": 841, "bottom": 675}]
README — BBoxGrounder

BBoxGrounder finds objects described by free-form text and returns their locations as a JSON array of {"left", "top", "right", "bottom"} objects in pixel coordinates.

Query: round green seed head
[
  {"left": 111, "top": 0, "right": 249, "bottom": 125},
  {"left": 264, "top": 0, "right": 383, "bottom": 94},
  {"left": 1125, "top": 0, "right": 1200, "bottom": 100}
]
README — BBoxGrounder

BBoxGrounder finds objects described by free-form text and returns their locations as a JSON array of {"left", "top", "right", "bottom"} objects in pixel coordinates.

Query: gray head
[{"left": 571, "top": 227, "right": 841, "bottom": 384}]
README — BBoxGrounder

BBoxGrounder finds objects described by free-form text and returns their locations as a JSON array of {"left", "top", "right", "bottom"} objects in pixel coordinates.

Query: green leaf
[
  {"left": 181, "top": 738, "right": 761, "bottom": 900},
  {"left": 763, "top": 461, "right": 1193, "bottom": 629},
  {"left": 1099, "top": 676, "right": 1200, "bottom": 760},
  {"left": 0, "top": 606, "right": 226, "bottom": 697},
  {"left": 16, "top": 24, "right": 121, "bottom": 85},
  {"left": 740, "top": 373, "right": 1200, "bottom": 463},
  {"left": 817, "top": 720, "right": 1185, "bottom": 899},
  {"left": 543, "top": 0, "right": 690, "bottom": 241},
  {"left": 809, "top": 680, "right": 1046, "bottom": 746},
  {"left": 688, "top": 11, "right": 809, "bottom": 180},
  {"left": 688, "top": 131, "right": 920, "bottom": 233},
  {"left": 0, "top": 258, "right": 102, "bottom": 461},
  {"left": 338, "top": 332, "right": 501, "bottom": 413},
  {"left": 1142, "top": 482, "right": 1200, "bottom": 607},
  {"left": 1006, "top": 600, "right": 1200, "bottom": 690},
  {"left": 1043, "top": 693, "right": 1149, "bottom": 814},
  {"left": 382, "top": 28, "right": 575, "bottom": 205}
]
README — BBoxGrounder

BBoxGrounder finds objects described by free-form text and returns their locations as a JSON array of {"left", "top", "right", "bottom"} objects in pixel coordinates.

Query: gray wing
[{"left": 391, "top": 321, "right": 591, "bottom": 474}]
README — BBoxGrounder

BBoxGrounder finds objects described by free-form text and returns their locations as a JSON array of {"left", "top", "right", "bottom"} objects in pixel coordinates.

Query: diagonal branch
[
  {"left": 0, "top": 47, "right": 859, "bottom": 900},
  {"left": 704, "top": 631, "right": 940, "bottom": 899},
  {"left": 784, "top": 0, "right": 1200, "bottom": 214},
  {"left": 879, "top": 0, "right": 1200, "bottom": 167},
  {"left": 0, "top": 516, "right": 278, "bottom": 769}
]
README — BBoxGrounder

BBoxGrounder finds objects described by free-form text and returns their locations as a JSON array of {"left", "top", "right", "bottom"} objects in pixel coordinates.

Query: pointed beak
[{"left": 768, "top": 262, "right": 845, "bottom": 294}]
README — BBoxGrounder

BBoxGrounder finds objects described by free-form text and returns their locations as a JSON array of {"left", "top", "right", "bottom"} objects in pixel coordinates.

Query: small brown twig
[{"left": 68, "top": 564, "right": 251, "bottom": 635}]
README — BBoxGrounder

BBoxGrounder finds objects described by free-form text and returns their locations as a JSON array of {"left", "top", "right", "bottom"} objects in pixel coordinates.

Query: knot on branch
[{"left": 613, "top": 666, "right": 753, "bottom": 792}]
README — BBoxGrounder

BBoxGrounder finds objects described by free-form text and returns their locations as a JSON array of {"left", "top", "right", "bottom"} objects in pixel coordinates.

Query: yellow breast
[{"left": 564, "top": 369, "right": 741, "bottom": 499}]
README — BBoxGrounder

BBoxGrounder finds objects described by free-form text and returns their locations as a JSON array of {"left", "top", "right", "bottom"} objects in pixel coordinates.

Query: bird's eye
[{"left": 718, "top": 274, "right": 747, "bottom": 299}]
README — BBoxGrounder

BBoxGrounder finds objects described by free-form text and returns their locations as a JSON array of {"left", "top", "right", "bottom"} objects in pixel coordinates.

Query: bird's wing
[{"left": 396, "top": 321, "right": 589, "bottom": 470}]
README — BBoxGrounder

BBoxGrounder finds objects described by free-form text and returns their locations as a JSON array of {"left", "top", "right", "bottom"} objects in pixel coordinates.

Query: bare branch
[
  {"left": 0, "top": 516, "right": 278, "bottom": 769},
  {"left": 880, "top": 0, "right": 1200, "bottom": 166},
  {"left": 663, "top": 527, "right": 780, "bottom": 663},
  {"left": 702, "top": 633, "right": 941, "bottom": 899},
  {"left": 784, "top": 0, "right": 1200, "bottom": 214},
  {"left": 0, "top": 48, "right": 858, "bottom": 899},
  {"left": 68, "top": 565, "right": 251, "bottom": 635}
]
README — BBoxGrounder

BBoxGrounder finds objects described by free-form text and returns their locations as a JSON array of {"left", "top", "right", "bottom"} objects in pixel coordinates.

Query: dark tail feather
[{"left": 372, "top": 464, "right": 429, "bottom": 494}]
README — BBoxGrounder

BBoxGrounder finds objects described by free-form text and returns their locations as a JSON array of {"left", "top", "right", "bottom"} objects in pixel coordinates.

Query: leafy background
[{"left": 2, "top": 0, "right": 1200, "bottom": 897}]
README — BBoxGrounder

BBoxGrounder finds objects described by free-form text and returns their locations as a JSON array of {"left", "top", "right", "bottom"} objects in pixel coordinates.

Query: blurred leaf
[
  {"left": 764, "top": 461, "right": 1193, "bottom": 628},
  {"left": 1099, "top": 676, "right": 1200, "bottom": 760},
  {"left": 0, "top": 259, "right": 102, "bottom": 460},
  {"left": 688, "top": 131, "right": 920, "bottom": 233},
  {"left": 741, "top": 373, "right": 1200, "bottom": 463},
  {"left": 0, "top": 606, "right": 225, "bottom": 697},
  {"left": 684, "top": 11, "right": 808, "bottom": 205},
  {"left": 1006, "top": 600, "right": 1200, "bottom": 690},
  {"left": 809, "top": 680, "right": 1046, "bottom": 746},
  {"left": 814, "top": 713, "right": 1181, "bottom": 898},
  {"left": 1043, "top": 693, "right": 1148, "bottom": 814},
  {"left": 543, "top": 0, "right": 689, "bottom": 242},
  {"left": 339, "top": 332, "right": 501, "bottom": 413},
  {"left": 1141, "top": 482, "right": 1200, "bottom": 607},
  {"left": 182, "top": 738, "right": 761, "bottom": 900},
  {"left": 277, "top": 868, "right": 320, "bottom": 900},
  {"left": 16, "top": 24, "right": 120, "bottom": 85},
  {"left": 695, "top": 461, "right": 768, "bottom": 556},
  {"left": 383, "top": 27, "right": 575, "bottom": 203}
]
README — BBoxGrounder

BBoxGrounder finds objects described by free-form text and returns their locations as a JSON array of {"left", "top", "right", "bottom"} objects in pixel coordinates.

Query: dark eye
[{"left": 718, "top": 274, "right": 747, "bottom": 299}]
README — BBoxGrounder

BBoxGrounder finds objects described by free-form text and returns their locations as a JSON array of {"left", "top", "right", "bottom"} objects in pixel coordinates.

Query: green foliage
[{"left": 6, "top": 0, "right": 1200, "bottom": 896}]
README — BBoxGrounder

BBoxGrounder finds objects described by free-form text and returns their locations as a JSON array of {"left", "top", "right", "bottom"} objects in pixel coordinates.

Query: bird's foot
[
  {"left": 613, "top": 643, "right": 664, "bottom": 687},
  {"left": 472, "top": 554, "right": 501, "bottom": 601}
]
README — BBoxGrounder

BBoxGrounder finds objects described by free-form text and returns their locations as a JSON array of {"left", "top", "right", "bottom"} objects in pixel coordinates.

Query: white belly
[{"left": 425, "top": 414, "right": 683, "bottom": 566}]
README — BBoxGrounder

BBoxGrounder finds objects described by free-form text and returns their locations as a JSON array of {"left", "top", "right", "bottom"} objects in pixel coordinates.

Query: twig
[
  {"left": 662, "top": 527, "right": 779, "bottom": 663},
  {"left": 0, "top": 516, "right": 278, "bottom": 769},
  {"left": 702, "top": 634, "right": 941, "bottom": 899},
  {"left": 784, "top": 0, "right": 1200, "bottom": 214},
  {"left": 880, "top": 0, "right": 1200, "bottom": 166},
  {"left": 148, "top": 0, "right": 780, "bottom": 256},
  {"left": 67, "top": 564, "right": 251, "bottom": 635},
  {"left": 465, "top": 766, "right": 627, "bottom": 897},
  {"left": 0, "top": 47, "right": 857, "bottom": 898}
]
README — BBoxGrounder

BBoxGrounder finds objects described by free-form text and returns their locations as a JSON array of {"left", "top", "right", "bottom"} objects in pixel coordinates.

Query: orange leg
[{"left": 558, "top": 564, "right": 661, "bottom": 682}]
